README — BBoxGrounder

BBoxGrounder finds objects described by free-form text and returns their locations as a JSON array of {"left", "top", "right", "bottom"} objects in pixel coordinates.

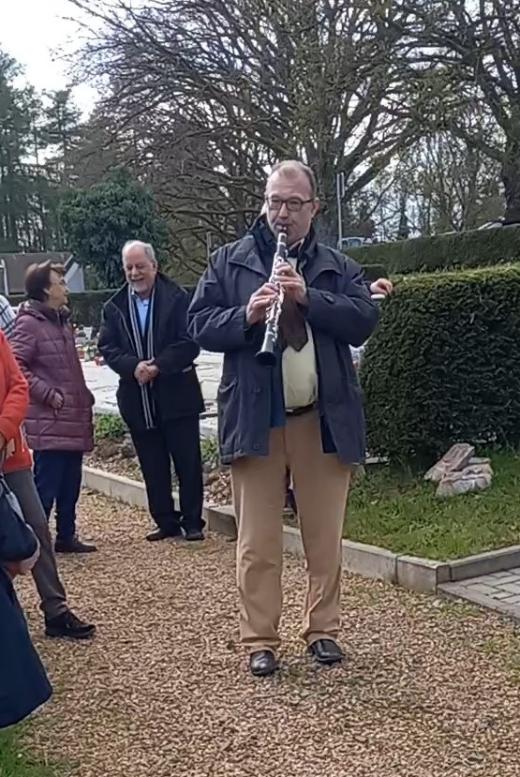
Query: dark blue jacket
[
  {"left": 0, "top": 569, "right": 52, "bottom": 728},
  {"left": 188, "top": 219, "right": 379, "bottom": 465}
]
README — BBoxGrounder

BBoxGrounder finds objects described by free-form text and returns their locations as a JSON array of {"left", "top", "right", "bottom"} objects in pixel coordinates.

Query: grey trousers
[{"left": 5, "top": 468, "right": 68, "bottom": 620}]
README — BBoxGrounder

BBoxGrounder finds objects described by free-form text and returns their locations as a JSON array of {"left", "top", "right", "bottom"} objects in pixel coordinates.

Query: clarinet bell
[{"left": 255, "top": 346, "right": 277, "bottom": 366}]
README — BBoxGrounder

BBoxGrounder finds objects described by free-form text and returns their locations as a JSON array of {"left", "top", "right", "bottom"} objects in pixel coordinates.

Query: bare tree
[
  {"left": 66, "top": 0, "right": 417, "bottom": 271},
  {"left": 403, "top": 0, "right": 520, "bottom": 223},
  {"left": 398, "top": 130, "right": 503, "bottom": 234}
]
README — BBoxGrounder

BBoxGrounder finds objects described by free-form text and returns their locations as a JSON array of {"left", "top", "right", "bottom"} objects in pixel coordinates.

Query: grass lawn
[
  {"left": 0, "top": 727, "right": 58, "bottom": 777},
  {"left": 345, "top": 450, "right": 520, "bottom": 560}
]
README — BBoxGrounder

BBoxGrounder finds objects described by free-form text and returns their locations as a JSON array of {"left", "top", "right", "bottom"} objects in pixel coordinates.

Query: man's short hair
[
  {"left": 25, "top": 261, "right": 65, "bottom": 302},
  {"left": 268, "top": 160, "right": 318, "bottom": 199},
  {"left": 121, "top": 240, "right": 156, "bottom": 263}
]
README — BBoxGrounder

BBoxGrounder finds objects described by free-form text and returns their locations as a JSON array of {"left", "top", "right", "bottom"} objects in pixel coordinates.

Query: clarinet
[{"left": 255, "top": 230, "right": 287, "bottom": 366}]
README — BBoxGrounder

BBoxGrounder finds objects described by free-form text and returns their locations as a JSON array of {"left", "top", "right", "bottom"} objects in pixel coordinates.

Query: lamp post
[{"left": 336, "top": 172, "right": 345, "bottom": 250}]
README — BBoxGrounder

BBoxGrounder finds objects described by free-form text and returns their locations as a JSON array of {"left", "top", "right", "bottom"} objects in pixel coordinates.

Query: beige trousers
[{"left": 231, "top": 411, "right": 351, "bottom": 653}]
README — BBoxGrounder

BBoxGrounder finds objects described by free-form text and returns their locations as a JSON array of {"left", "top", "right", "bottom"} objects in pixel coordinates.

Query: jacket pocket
[{"left": 217, "top": 378, "right": 238, "bottom": 456}]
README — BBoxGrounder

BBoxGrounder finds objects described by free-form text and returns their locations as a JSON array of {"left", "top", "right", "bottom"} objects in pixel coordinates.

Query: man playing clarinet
[{"left": 188, "top": 160, "right": 379, "bottom": 677}]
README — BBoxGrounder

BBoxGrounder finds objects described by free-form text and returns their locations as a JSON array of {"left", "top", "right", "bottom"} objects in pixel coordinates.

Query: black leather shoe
[
  {"left": 45, "top": 610, "right": 96, "bottom": 640},
  {"left": 55, "top": 537, "right": 97, "bottom": 553},
  {"left": 184, "top": 529, "right": 205, "bottom": 542},
  {"left": 145, "top": 529, "right": 183, "bottom": 542},
  {"left": 308, "top": 639, "right": 345, "bottom": 665},
  {"left": 249, "top": 650, "right": 279, "bottom": 677}
]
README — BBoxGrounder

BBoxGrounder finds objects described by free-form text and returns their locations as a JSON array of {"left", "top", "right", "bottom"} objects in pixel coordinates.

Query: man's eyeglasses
[{"left": 265, "top": 196, "right": 314, "bottom": 213}]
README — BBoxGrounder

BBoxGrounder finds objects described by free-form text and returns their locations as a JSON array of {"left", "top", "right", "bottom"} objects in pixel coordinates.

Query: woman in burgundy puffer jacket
[{"left": 10, "top": 262, "right": 96, "bottom": 554}]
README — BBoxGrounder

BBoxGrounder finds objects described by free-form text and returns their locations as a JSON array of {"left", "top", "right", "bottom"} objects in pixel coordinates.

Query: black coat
[
  {"left": 98, "top": 274, "right": 204, "bottom": 432},
  {"left": 188, "top": 220, "right": 380, "bottom": 466}
]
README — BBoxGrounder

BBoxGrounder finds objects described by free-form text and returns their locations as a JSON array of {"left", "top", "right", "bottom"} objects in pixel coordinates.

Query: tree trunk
[{"left": 502, "top": 138, "right": 520, "bottom": 224}]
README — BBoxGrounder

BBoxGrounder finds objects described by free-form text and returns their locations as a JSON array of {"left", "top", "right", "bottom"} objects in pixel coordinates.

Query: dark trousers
[
  {"left": 131, "top": 415, "right": 204, "bottom": 534},
  {"left": 33, "top": 451, "right": 83, "bottom": 542}
]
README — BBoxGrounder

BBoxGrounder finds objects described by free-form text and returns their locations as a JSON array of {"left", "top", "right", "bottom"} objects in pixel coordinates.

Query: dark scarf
[{"left": 128, "top": 286, "right": 156, "bottom": 430}]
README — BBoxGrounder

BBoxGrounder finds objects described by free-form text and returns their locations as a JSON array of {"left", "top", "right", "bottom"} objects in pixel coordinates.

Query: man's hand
[
  {"left": 134, "top": 360, "right": 159, "bottom": 385},
  {"left": 246, "top": 283, "right": 279, "bottom": 325},
  {"left": 273, "top": 262, "right": 308, "bottom": 305},
  {"left": 144, "top": 362, "right": 159, "bottom": 381},
  {"left": 370, "top": 278, "right": 393, "bottom": 297},
  {"left": 134, "top": 360, "right": 151, "bottom": 385},
  {"left": 50, "top": 391, "right": 64, "bottom": 410}
]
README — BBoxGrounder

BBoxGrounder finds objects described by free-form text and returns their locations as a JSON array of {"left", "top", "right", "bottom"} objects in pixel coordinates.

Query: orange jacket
[{"left": 0, "top": 330, "right": 32, "bottom": 473}]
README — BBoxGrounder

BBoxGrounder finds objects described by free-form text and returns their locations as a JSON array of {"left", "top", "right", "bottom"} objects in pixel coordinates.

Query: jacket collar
[
  {"left": 229, "top": 215, "right": 343, "bottom": 285},
  {"left": 23, "top": 299, "right": 70, "bottom": 325},
  {"left": 227, "top": 233, "right": 267, "bottom": 278}
]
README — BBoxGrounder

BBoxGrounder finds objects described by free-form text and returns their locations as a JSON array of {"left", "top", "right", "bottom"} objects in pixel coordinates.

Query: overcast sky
[{"left": 0, "top": 0, "right": 98, "bottom": 117}]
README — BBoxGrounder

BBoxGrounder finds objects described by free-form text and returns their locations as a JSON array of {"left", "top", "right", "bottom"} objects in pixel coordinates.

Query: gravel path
[{"left": 17, "top": 491, "right": 520, "bottom": 777}]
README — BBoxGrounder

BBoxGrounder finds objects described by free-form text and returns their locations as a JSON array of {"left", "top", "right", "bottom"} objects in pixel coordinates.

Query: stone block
[
  {"left": 342, "top": 540, "right": 397, "bottom": 584},
  {"left": 424, "top": 443, "right": 475, "bottom": 482},
  {"left": 484, "top": 572, "right": 520, "bottom": 583},
  {"left": 436, "top": 469, "right": 492, "bottom": 498},
  {"left": 283, "top": 526, "right": 305, "bottom": 558},
  {"left": 495, "top": 582, "right": 520, "bottom": 595},
  {"left": 439, "top": 581, "right": 520, "bottom": 620},
  {"left": 204, "top": 504, "right": 237, "bottom": 538},
  {"left": 397, "top": 555, "right": 451, "bottom": 593},
  {"left": 464, "top": 582, "right": 501, "bottom": 596},
  {"left": 449, "top": 546, "right": 520, "bottom": 581},
  {"left": 82, "top": 466, "right": 148, "bottom": 509}
]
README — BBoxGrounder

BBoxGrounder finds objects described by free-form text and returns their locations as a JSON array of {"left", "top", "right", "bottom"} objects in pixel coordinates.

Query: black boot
[{"left": 45, "top": 610, "right": 96, "bottom": 640}]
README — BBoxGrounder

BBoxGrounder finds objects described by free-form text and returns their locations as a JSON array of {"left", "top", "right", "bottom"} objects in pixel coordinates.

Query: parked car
[{"left": 338, "top": 236, "right": 372, "bottom": 250}]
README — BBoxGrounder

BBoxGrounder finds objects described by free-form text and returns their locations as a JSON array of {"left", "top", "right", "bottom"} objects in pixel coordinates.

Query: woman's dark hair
[{"left": 24, "top": 261, "right": 65, "bottom": 302}]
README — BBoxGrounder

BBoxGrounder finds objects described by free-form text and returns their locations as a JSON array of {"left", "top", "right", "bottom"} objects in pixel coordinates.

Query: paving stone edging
[
  {"left": 82, "top": 466, "right": 520, "bottom": 595},
  {"left": 438, "top": 579, "right": 520, "bottom": 621}
]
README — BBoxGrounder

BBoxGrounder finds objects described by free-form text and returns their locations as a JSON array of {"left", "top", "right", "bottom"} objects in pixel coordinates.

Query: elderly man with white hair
[{"left": 98, "top": 240, "right": 205, "bottom": 542}]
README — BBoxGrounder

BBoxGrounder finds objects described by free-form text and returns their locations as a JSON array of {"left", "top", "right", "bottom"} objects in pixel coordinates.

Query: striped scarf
[{"left": 128, "top": 286, "right": 156, "bottom": 430}]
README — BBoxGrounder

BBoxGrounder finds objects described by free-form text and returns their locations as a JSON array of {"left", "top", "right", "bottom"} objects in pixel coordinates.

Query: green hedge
[
  {"left": 360, "top": 264, "right": 520, "bottom": 463},
  {"left": 9, "top": 289, "right": 117, "bottom": 328},
  {"left": 359, "top": 263, "right": 388, "bottom": 282},
  {"left": 349, "top": 226, "right": 520, "bottom": 275}
]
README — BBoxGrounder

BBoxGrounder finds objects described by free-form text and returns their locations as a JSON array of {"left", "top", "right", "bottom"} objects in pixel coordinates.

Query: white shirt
[{"left": 281, "top": 257, "right": 318, "bottom": 410}]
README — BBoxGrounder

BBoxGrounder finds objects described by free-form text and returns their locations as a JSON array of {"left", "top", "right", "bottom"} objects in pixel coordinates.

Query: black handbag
[{"left": 0, "top": 475, "right": 37, "bottom": 563}]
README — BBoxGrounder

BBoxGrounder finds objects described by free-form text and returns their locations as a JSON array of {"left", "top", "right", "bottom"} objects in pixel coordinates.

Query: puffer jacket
[{"left": 10, "top": 300, "right": 94, "bottom": 452}]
